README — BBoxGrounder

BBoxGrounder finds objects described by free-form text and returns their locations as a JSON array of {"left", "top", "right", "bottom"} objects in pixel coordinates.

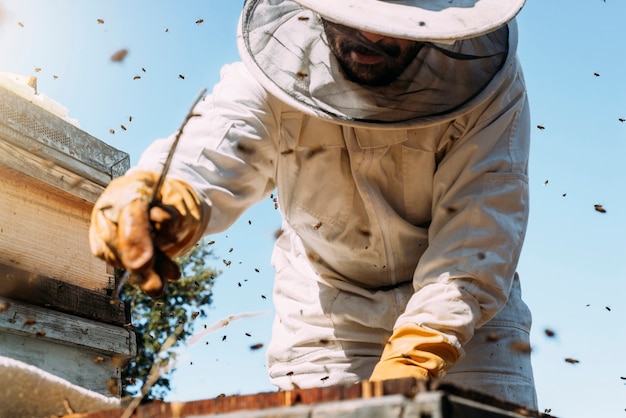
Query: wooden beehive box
[
  {"left": 0, "top": 75, "right": 135, "bottom": 396},
  {"left": 64, "top": 379, "right": 552, "bottom": 418}
]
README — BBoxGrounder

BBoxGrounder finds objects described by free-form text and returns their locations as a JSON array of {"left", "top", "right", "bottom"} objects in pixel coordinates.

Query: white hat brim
[{"left": 293, "top": 0, "right": 525, "bottom": 41}]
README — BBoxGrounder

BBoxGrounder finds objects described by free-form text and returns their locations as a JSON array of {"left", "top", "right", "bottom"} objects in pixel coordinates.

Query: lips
[{"left": 350, "top": 50, "right": 385, "bottom": 65}]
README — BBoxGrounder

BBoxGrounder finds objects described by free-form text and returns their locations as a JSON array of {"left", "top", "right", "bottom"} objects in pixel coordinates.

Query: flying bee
[
  {"left": 236, "top": 142, "right": 255, "bottom": 155},
  {"left": 307, "top": 251, "right": 321, "bottom": 263},
  {"left": 107, "top": 378, "right": 120, "bottom": 395},
  {"left": 296, "top": 71, "right": 308, "bottom": 78},
  {"left": 110, "top": 49, "right": 128, "bottom": 62},
  {"left": 306, "top": 145, "right": 326, "bottom": 158},
  {"left": 565, "top": 358, "right": 580, "bottom": 364},
  {"left": 537, "top": 125, "right": 545, "bottom": 130},
  {"left": 314, "top": 222, "right": 322, "bottom": 230},
  {"left": 320, "top": 376, "right": 329, "bottom": 382},
  {"left": 93, "top": 356, "right": 105, "bottom": 364},
  {"left": 594, "top": 204, "right": 606, "bottom": 213},
  {"left": 191, "top": 311, "right": 200, "bottom": 320},
  {"left": 250, "top": 343, "right": 264, "bottom": 350},
  {"left": 195, "top": 19, "right": 204, "bottom": 25},
  {"left": 445, "top": 205, "right": 459, "bottom": 214},
  {"left": 23, "top": 318, "right": 37, "bottom": 326},
  {"left": 509, "top": 340, "right": 531, "bottom": 354},
  {"left": 178, "top": 74, "right": 185, "bottom": 80},
  {"left": 298, "top": 16, "right": 309, "bottom": 21},
  {"left": 358, "top": 225, "right": 371, "bottom": 236},
  {"left": 97, "top": 19, "right": 104, "bottom": 24},
  {"left": 41, "top": 159, "right": 56, "bottom": 168},
  {"left": 619, "top": 118, "right": 625, "bottom": 123}
]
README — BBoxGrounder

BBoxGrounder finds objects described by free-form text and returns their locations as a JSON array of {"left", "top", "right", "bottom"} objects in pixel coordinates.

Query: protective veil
[{"left": 239, "top": 0, "right": 509, "bottom": 124}]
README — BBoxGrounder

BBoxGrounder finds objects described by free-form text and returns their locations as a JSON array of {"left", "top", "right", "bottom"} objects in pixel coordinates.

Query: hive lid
[{"left": 0, "top": 77, "right": 129, "bottom": 187}]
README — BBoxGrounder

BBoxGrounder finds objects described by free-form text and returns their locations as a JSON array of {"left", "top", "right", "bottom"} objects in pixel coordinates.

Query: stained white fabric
[{"left": 133, "top": 3, "right": 536, "bottom": 408}]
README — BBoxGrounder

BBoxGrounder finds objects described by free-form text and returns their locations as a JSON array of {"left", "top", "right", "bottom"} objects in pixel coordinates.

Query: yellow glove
[
  {"left": 89, "top": 171, "right": 209, "bottom": 297},
  {"left": 370, "top": 323, "right": 459, "bottom": 382}
]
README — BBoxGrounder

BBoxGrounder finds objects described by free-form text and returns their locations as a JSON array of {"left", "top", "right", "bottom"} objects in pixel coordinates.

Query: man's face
[{"left": 322, "top": 19, "right": 422, "bottom": 86}]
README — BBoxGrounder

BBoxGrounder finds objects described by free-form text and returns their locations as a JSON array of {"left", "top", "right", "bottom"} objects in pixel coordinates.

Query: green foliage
[{"left": 120, "top": 239, "right": 220, "bottom": 400}]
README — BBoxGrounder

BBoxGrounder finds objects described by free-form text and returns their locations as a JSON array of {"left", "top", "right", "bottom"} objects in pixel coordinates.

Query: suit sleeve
[
  {"left": 397, "top": 62, "right": 531, "bottom": 354},
  {"left": 132, "top": 62, "right": 279, "bottom": 235}
]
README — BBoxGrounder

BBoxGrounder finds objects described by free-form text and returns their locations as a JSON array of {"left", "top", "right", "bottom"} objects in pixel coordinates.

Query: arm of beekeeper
[
  {"left": 371, "top": 58, "right": 530, "bottom": 381},
  {"left": 132, "top": 61, "right": 278, "bottom": 234},
  {"left": 90, "top": 62, "right": 278, "bottom": 295}
]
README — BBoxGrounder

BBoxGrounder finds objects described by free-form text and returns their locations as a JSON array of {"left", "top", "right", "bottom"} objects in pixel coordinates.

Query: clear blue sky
[{"left": 1, "top": 1, "right": 625, "bottom": 416}]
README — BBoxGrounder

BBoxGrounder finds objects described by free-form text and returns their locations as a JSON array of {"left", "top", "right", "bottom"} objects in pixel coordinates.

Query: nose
[{"left": 359, "top": 30, "right": 387, "bottom": 44}]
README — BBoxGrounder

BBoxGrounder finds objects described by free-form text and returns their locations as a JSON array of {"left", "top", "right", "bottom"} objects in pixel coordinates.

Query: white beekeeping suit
[{"left": 90, "top": 0, "right": 537, "bottom": 409}]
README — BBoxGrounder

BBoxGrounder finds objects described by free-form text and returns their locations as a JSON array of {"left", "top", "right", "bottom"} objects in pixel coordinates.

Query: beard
[{"left": 322, "top": 19, "right": 422, "bottom": 86}]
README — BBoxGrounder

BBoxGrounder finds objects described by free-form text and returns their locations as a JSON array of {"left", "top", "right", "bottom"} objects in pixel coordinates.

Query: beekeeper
[{"left": 90, "top": 0, "right": 537, "bottom": 408}]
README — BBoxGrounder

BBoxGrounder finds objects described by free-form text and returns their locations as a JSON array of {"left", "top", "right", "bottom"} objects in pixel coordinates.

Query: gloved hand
[
  {"left": 89, "top": 171, "right": 209, "bottom": 297},
  {"left": 369, "top": 323, "right": 459, "bottom": 381}
]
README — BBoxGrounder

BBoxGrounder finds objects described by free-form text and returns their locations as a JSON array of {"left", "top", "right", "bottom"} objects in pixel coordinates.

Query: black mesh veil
[{"left": 238, "top": 0, "right": 515, "bottom": 126}]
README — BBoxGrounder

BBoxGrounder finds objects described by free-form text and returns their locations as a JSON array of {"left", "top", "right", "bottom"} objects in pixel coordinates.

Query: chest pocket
[{"left": 277, "top": 113, "right": 355, "bottom": 237}]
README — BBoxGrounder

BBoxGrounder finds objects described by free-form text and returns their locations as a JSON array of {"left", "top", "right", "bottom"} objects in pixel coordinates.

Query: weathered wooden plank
[
  {"left": 0, "top": 297, "right": 135, "bottom": 357},
  {"left": 0, "top": 84, "right": 129, "bottom": 186},
  {"left": 0, "top": 164, "right": 111, "bottom": 291},
  {"left": 0, "top": 331, "right": 123, "bottom": 396},
  {"left": 0, "top": 263, "right": 127, "bottom": 325},
  {"left": 0, "top": 137, "right": 105, "bottom": 203},
  {"left": 0, "top": 298, "right": 136, "bottom": 396}
]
